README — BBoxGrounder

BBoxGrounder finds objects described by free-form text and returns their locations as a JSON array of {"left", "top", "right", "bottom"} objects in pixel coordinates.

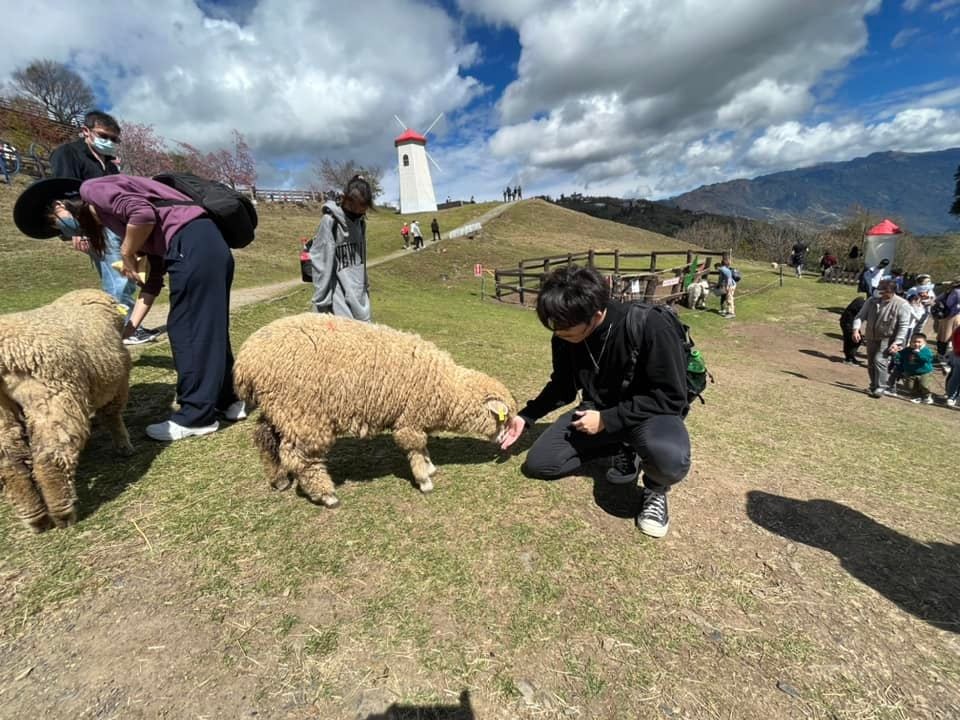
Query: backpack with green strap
[{"left": 621, "top": 303, "right": 714, "bottom": 406}]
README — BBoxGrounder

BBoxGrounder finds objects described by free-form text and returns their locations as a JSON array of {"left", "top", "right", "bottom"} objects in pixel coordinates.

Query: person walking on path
[
  {"left": 790, "top": 242, "right": 808, "bottom": 279},
  {"left": 310, "top": 175, "right": 373, "bottom": 321},
  {"left": 498, "top": 265, "right": 690, "bottom": 538},
  {"left": 50, "top": 110, "right": 160, "bottom": 346},
  {"left": 410, "top": 219, "right": 424, "bottom": 250},
  {"left": 944, "top": 324, "right": 960, "bottom": 407},
  {"left": 851, "top": 279, "right": 912, "bottom": 397},
  {"left": 13, "top": 174, "right": 245, "bottom": 440},
  {"left": 893, "top": 333, "right": 936, "bottom": 404},
  {"left": 400, "top": 221, "right": 410, "bottom": 249},
  {"left": 430, "top": 217, "right": 441, "bottom": 242}
]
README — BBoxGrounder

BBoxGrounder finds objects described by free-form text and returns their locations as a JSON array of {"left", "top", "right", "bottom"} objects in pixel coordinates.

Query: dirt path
[{"left": 142, "top": 203, "right": 514, "bottom": 328}]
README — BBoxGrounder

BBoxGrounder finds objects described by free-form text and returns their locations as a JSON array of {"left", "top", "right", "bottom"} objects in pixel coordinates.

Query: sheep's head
[{"left": 455, "top": 370, "right": 517, "bottom": 442}]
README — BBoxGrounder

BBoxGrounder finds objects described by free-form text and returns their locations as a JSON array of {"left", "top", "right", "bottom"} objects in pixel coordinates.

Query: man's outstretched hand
[{"left": 499, "top": 416, "right": 526, "bottom": 451}]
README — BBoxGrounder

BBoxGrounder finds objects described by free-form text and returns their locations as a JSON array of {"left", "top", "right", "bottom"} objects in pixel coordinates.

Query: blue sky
[{"left": 3, "top": 0, "right": 960, "bottom": 205}]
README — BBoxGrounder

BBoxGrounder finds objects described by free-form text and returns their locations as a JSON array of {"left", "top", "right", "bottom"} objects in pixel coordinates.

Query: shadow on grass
[
  {"left": 746, "top": 491, "right": 960, "bottom": 633},
  {"left": 822, "top": 331, "right": 844, "bottom": 341},
  {"left": 798, "top": 348, "right": 845, "bottom": 364},
  {"left": 326, "top": 435, "right": 508, "bottom": 487},
  {"left": 132, "top": 353, "right": 176, "bottom": 371},
  {"left": 364, "top": 690, "right": 474, "bottom": 719},
  {"left": 75, "top": 381, "right": 176, "bottom": 521}
]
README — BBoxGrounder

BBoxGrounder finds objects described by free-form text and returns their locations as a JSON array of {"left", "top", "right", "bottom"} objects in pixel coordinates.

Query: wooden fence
[
  {"left": 493, "top": 248, "right": 724, "bottom": 306},
  {"left": 0, "top": 141, "right": 52, "bottom": 182}
]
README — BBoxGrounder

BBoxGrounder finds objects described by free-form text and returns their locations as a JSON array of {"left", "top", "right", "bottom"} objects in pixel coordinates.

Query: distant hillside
[{"left": 666, "top": 148, "right": 960, "bottom": 236}]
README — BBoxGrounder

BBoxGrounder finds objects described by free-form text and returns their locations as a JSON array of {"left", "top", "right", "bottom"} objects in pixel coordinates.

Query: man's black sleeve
[
  {"left": 518, "top": 337, "right": 578, "bottom": 424},
  {"left": 600, "top": 310, "right": 688, "bottom": 434},
  {"left": 50, "top": 145, "right": 79, "bottom": 179}
]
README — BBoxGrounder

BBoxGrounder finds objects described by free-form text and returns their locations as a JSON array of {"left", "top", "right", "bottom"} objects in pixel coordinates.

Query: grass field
[{"left": 0, "top": 187, "right": 958, "bottom": 719}]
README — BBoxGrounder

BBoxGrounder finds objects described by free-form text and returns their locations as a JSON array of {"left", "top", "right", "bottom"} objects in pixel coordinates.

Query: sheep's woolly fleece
[
  {"left": 233, "top": 313, "right": 517, "bottom": 508},
  {"left": 0, "top": 289, "right": 133, "bottom": 533}
]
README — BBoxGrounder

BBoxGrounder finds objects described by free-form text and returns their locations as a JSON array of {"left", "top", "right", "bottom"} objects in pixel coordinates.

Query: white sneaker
[
  {"left": 222, "top": 400, "right": 248, "bottom": 422},
  {"left": 946, "top": 397, "right": 957, "bottom": 407},
  {"left": 145, "top": 419, "right": 219, "bottom": 441}
]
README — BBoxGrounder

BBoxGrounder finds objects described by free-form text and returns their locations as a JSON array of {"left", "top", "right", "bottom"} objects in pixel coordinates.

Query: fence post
[
  {"left": 650, "top": 252, "right": 658, "bottom": 272},
  {"left": 495, "top": 271, "right": 501, "bottom": 301},
  {"left": 543, "top": 258, "right": 550, "bottom": 275},
  {"left": 587, "top": 249, "right": 595, "bottom": 269},
  {"left": 518, "top": 263, "right": 525, "bottom": 306},
  {"left": 686, "top": 249, "right": 693, "bottom": 264},
  {"left": 614, "top": 250, "right": 621, "bottom": 275},
  {"left": 779, "top": 262, "right": 783, "bottom": 287},
  {"left": 567, "top": 253, "right": 573, "bottom": 267}
]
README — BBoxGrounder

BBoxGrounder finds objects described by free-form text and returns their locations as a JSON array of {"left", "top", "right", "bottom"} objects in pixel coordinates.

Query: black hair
[
  {"left": 877, "top": 279, "right": 897, "bottom": 292},
  {"left": 50, "top": 198, "right": 106, "bottom": 255},
  {"left": 83, "top": 110, "right": 121, "bottom": 135},
  {"left": 343, "top": 174, "right": 373, "bottom": 210},
  {"left": 912, "top": 332, "right": 927, "bottom": 341},
  {"left": 536, "top": 264, "right": 609, "bottom": 331}
]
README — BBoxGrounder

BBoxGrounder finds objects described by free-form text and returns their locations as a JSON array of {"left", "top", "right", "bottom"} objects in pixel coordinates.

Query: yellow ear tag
[
  {"left": 115, "top": 305, "right": 129, "bottom": 317},
  {"left": 497, "top": 409, "right": 506, "bottom": 422}
]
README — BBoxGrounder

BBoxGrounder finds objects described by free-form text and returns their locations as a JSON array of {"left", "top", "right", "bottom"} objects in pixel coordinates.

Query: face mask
[
  {"left": 92, "top": 136, "right": 119, "bottom": 157},
  {"left": 56, "top": 215, "right": 81, "bottom": 238}
]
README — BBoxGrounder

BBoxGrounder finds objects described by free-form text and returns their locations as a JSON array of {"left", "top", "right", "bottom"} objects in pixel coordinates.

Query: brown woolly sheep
[
  {"left": 0, "top": 289, "right": 133, "bottom": 532},
  {"left": 233, "top": 314, "right": 517, "bottom": 508}
]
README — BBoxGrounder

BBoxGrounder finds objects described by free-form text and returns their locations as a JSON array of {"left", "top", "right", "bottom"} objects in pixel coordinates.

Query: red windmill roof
[
  {"left": 866, "top": 219, "right": 903, "bottom": 235},
  {"left": 394, "top": 128, "right": 427, "bottom": 146}
]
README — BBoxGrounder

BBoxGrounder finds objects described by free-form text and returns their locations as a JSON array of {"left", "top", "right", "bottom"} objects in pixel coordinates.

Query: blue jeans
[{"left": 88, "top": 228, "right": 137, "bottom": 315}]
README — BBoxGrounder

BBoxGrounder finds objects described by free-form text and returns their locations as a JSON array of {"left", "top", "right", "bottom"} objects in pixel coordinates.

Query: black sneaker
[
  {"left": 637, "top": 488, "right": 670, "bottom": 538},
  {"left": 123, "top": 326, "right": 161, "bottom": 346},
  {"left": 606, "top": 445, "right": 639, "bottom": 485}
]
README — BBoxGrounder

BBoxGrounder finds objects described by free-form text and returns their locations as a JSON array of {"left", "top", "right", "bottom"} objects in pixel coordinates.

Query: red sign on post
[{"left": 474, "top": 263, "right": 483, "bottom": 277}]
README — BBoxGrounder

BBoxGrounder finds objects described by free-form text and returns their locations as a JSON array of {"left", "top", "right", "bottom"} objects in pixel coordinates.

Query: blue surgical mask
[
  {"left": 92, "top": 137, "right": 119, "bottom": 157},
  {"left": 56, "top": 215, "right": 81, "bottom": 238}
]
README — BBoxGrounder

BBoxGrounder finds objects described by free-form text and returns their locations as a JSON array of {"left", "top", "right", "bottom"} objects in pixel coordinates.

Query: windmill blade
[
  {"left": 423, "top": 112, "right": 444, "bottom": 136},
  {"left": 393, "top": 115, "right": 408, "bottom": 131},
  {"left": 425, "top": 151, "right": 443, "bottom": 173}
]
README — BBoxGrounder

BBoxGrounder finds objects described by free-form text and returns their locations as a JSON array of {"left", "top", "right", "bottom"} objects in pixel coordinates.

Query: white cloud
[
  {"left": 891, "top": 27, "right": 922, "bottom": 48},
  {"left": 2, "top": 0, "right": 483, "bottom": 178},
  {"left": 902, "top": 0, "right": 923, "bottom": 10}
]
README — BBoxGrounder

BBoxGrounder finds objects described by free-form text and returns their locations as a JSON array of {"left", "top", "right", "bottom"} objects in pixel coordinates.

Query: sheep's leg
[
  {"left": 393, "top": 428, "right": 434, "bottom": 492},
  {"left": 16, "top": 383, "right": 89, "bottom": 529},
  {"left": 0, "top": 395, "right": 51, "bottom": 533},
  {"left": 277, "top": 435, "right": 340, "bottom": 508},
  {"left": 98, "top": 380, "right": 134, "bottom": 456},
  {"left": 252, "top": 416, "right": 291, "bottom": 491},
  {"left": 425, "top": 453, "right": 437, "bottom": 477}
]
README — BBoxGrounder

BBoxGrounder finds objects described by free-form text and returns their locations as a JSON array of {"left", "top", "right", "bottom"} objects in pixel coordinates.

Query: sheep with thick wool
[
  {"left": 0, "top": 289, "right": 133, "bottom": 533},
  {"left": 233, "top": 314, "right": 517, "bottom": 508}
]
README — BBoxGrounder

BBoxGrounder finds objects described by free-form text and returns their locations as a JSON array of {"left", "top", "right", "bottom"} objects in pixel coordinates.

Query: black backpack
[
  {"left": 152, "top": 172, "right": 258, "bottom": 249},
  {"left": 930, "top": 293, "right": 950, "bottom": 320},
  {"left": 621, "top": 303, "right": 714, "bottom": 406}
]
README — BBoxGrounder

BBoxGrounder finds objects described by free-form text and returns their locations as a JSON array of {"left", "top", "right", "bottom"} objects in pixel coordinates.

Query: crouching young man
[{"left": 499, "top": 265, "right": 690, "bottom": 537}]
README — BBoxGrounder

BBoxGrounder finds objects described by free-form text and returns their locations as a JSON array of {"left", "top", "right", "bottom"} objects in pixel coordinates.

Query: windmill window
[{"left": 402, "top": 154, "right": 409, "bottom": 167}]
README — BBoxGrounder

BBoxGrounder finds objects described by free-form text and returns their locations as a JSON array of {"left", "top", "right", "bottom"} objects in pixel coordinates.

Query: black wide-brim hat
[{"left": 13, "top": 177, "right": 83, "bottom": 239}]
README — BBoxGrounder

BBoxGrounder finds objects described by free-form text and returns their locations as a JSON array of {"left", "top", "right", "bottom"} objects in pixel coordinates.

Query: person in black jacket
[
  {"left": 499, "top": 265, "right": 690, "bottom": 538},
  {"left": 840, "top": 296, "right": 866, "bottom": 364}
]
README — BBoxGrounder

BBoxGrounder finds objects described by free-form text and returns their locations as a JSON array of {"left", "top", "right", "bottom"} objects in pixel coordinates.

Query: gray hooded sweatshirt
[{"left": 310, "top": 200, "right": 371, "bottom": 321}]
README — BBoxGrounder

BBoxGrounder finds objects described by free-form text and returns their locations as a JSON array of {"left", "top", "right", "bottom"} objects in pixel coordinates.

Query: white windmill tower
[{"left": 394, "top": 113, "right": 443, "bottom": 214}]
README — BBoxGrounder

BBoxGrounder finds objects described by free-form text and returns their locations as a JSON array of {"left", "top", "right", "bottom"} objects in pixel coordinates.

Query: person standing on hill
[
  {"left": 498, "top": 265, "right": 690, "bottom": 539},
  {"left": 851, "top": 279, "right": 912, "bottom": 397},
  {"left": 310, "top": 175, "right": 373, "bottom": 321},
  {"left": 50, "top": 110, "right": 160, "bottom": 346},
  {"left": 430, "top": 217, "right": 441, "bottom": 242},
  {"left": 933, "top": 277, "right": 960, "bottom": 362}
]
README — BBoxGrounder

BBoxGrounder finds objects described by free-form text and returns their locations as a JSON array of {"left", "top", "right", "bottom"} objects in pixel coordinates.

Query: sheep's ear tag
[
  {"left": 115, "top": 304, "right": 129, "bottom": 317},
  {"left": 485, "top": 399, "right": 508, "bottom": 422}
]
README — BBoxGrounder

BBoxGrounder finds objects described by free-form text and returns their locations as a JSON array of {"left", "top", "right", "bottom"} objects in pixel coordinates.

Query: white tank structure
[{"left": 394, "top": 113, "right": 444, "bottom": 215}]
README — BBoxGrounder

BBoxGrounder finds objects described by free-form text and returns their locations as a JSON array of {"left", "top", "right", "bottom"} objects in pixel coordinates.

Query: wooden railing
[
  {"left": 0, "top": 141, "right": 52, "bottom": 182},
  {"left": 493, "top": 248, "right": 725, "bottom": 306}
]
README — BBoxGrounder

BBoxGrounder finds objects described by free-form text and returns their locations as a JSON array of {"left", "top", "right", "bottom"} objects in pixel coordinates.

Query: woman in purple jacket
[{"left": 13, "top": 175, "right": 245, "bottom": 441}]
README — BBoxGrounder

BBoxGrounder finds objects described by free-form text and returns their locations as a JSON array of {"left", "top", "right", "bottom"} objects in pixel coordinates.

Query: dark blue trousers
[
  {"left": 165, "top": 218, "right": 237, "bottom": 427},
  {"left": 522, "top": 410, "right": 690, "bottom": 492}
]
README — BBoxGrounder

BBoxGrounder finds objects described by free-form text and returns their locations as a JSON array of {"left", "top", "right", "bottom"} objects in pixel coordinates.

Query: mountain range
[{"left": 666, "top": 148, "right": 960, "bottom": 235}]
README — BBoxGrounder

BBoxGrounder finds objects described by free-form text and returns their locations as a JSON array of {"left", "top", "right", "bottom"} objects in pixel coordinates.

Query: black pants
[
  {"left": 522, "top": 410, "right": 690, "bottom": 492},
  {"left": 166, "top": 218, "right": 238, "bottom": 427},
  {"left": 840, "top": 322, "right": 861, "bottom": 361},
  {"left": 432, "top": 230, "right": 441, "bottom": 242}
]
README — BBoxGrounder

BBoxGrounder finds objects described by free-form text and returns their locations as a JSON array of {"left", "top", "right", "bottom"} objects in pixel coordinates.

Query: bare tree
[
  {"left": 315, "top": 158, "right": 384, "bottom": 200},
  {"left": 12, "top": 59, "right": 94, "bottom": 125}
]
